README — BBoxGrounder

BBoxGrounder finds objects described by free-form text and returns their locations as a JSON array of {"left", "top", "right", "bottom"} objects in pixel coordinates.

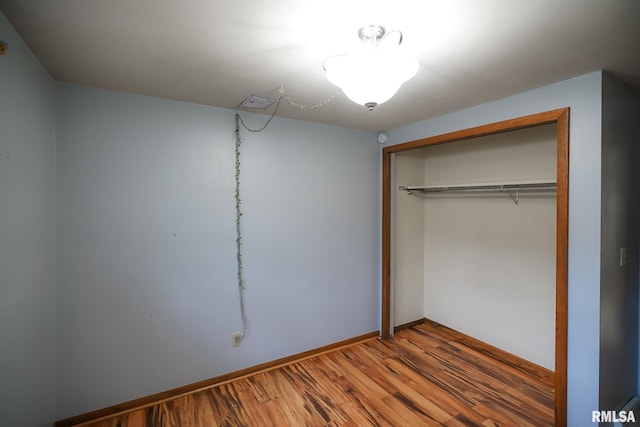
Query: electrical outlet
[{"left": 232, "top": 332, "right": 243, "bottom": 348}]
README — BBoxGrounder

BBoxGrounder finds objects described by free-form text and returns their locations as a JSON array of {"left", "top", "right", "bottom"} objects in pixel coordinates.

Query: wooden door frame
[{"left": 381, "top": 108, "right": 569, "bottom": 426}]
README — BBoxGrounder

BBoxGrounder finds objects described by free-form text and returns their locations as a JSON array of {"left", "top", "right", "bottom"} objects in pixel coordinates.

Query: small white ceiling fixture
[
  {"left": 239, "top": 95, "right": 277, "bottom": 110},
  {"left": 323, "top": 25, "right": 419, "bottom": 111}
]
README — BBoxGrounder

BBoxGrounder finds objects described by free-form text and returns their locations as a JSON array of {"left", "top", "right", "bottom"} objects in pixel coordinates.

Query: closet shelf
[{"left": 398, "top": 181, "right": 556, "bottom": 205}]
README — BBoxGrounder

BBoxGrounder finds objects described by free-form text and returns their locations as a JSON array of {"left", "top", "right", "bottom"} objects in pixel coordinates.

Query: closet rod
[{"left": 398, "top": 182, "right": 556, "bottom": 194}]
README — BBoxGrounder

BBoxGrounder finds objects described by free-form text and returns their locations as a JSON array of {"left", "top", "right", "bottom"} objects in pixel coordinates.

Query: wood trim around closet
[
  {"left": 554, "top": 107, "right": 569, "bottom": 427},
  {"left": 381, "top": 107, "right": 569, "bottom": 427}
]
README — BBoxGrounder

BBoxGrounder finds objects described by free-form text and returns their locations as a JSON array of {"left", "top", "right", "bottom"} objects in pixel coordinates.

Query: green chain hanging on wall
[
  {"left": 234, "top": 113, "right": 248, "bottom": 337},
  {"left": 232, "top": 87, "right": 341, "bottom": 339},
  {"left": 234, "top": 98, "right": 283, "bottom": 338}
]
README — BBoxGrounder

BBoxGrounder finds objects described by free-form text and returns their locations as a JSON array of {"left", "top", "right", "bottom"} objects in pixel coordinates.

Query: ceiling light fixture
[{"left": 323, "top": 25, "right": 419, "bottom": 111}]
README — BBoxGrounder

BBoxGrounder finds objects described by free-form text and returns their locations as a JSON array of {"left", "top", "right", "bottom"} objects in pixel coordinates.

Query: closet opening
[{"left": 381, "top": 108, "right": 569, "bottom": 426}]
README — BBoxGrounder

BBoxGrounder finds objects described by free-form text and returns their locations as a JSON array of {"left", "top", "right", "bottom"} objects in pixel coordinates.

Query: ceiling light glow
[{"left": 323, "top": 25, "right": 419, "bottom": 110}]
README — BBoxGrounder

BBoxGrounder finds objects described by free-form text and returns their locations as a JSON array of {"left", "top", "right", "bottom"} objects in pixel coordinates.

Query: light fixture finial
[{"left": 358, "top": 25, "right": 385, "bottom": 43}]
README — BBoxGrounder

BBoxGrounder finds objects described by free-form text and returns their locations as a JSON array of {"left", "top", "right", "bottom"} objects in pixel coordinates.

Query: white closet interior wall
[
  {"left": 394, "top": 124, "right": 557, "bottom": 370},
  {"left": 394, "top": 152, "right": 426, "bottom": 326}
]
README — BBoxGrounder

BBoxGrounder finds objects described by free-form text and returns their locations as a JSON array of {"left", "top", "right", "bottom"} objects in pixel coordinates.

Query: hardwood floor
[{"left": 81, "top": 322, "right": 554, "bottom": 426}]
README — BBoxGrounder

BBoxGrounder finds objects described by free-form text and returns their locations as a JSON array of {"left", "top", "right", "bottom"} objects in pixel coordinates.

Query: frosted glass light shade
[{"left": 324, "top": 45, "right": 418, "bottom": 110}]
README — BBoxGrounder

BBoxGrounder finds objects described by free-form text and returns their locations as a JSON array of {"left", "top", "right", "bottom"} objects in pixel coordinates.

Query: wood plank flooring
[{"left": 81, "top": 322, "right": 554, "bottom": 426}]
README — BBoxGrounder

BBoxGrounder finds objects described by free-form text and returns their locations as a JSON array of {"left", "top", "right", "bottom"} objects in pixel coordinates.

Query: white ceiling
[{"left": 2, "top": 0, "right": 639, "bottom": 131}]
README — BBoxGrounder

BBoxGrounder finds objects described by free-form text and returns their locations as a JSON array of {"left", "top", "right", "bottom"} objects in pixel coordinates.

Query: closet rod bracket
[{"left": 506, "top": 188, "right": 519, "bottom": 205}]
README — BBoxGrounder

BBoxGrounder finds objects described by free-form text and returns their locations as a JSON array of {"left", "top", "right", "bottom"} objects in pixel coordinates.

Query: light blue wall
[
  {"left": 386, "top": 71, "right": 603, "bottom": 426},
  {"left": 54, "top": 83, "right": 380, "bottom": 419},
  {"left": 0, "top": 12, "right": 57, "bottom": 427},
  {"left": 599, "top": 73, "right": 639, "bottom": 418}
]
